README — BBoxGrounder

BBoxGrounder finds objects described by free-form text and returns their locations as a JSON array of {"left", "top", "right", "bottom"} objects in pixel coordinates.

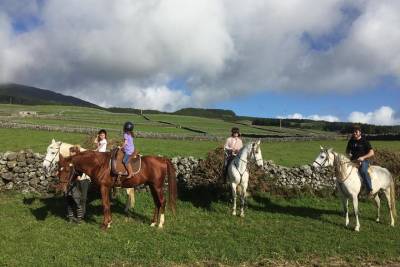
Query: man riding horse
[{"left": 346, "top": 125, "right": 375, "bottom": 198}]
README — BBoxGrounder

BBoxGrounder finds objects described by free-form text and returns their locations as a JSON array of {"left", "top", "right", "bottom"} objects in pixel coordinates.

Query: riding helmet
[{"left": 123, "top": 121, "right": 134, "bottom": 132}]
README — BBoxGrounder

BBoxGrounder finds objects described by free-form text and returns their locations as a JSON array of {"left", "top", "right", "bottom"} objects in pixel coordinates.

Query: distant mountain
[{"left": 0, "top": 83, "right": 100, "bottom": 108}]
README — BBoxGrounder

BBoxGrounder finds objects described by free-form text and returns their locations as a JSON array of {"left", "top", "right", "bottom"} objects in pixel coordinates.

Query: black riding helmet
[{"left": 123, "top": 121, "right": 134, "bottom": 132}]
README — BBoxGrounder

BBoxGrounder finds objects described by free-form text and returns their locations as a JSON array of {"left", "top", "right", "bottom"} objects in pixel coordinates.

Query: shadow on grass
[
  {"left": 22, "top": 190, "right": 151, "bottom": 225},
  {"left": 248, "top": 194, "right": 344, "bottom": 226},
  {"left": 177, "top": 184, "right": 228, "bottom": 211}
]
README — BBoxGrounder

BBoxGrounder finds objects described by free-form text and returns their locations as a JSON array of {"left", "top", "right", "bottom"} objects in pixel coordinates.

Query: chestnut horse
[{"left": 57, "top": 150, "right": 177, "bottom": 229}]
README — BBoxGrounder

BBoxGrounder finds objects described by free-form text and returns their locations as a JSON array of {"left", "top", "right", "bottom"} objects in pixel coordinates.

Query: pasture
[
  {"left": 1, "top": 128, "right": 399, "bottom": 167},
  {"left": 1, "top": 104, "right": 400, "bottom": 266},
  {"left": 0, "top": 192, "right": 399, "bottom": 266}
]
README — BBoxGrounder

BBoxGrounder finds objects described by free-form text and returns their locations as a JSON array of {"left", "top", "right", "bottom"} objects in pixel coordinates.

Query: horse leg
[
  {"left": 351, "top": 195, "right": 360, "bottom": 232},
  {"left": 373, "top": 194, "right": 381, "bottom": 223},
  {"left": 149, "top": 185, "right": 160, "bottom": 227},
  {"left": 231, "top": 183, "right": 237, "bottom": 216},
  {"left": 157, "top": 188, "right": 166, "bottom": 228},
  {"left": 338, "top": 187, "right": 349, "bottom": 227},
  {"left": 240, "top": 179, "right": 249, "bottom": 218},
  {"left": 124, "top": 188, "right": 135, "bottom": 214},
  {"left": 383, "top": 188, "right": 395, "bottom": 227},
  {"left": 100, "top": 185, "right": 112, "bottom": 230}
]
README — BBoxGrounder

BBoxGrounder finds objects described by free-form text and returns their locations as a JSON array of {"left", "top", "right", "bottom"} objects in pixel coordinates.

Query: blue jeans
[
  {"left": 123, "top": 153, "right": 131, "bottom": 164},
  {"left": 359, "top": 160, "right": 372, "bottom": 192}
]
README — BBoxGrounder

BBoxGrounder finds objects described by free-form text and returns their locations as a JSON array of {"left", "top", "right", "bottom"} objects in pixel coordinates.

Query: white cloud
[
  {"left": 0, "top": 0, "right": 399, "bottom": 110},
  {"left": 348, "top": 106, "right": 400, "bottom": 125},
  {"left": 278, "top": 113, "right": 340, "bottom": 122}
]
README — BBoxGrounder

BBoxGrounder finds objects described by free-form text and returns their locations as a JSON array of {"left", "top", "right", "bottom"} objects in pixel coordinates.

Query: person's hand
[{"left": 357, "top": 156, "right": 364, "bottom": 162}]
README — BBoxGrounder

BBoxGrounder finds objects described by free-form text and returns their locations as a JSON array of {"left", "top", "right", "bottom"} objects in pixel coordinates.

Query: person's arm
[
  {"left": 224, "top": 138, "right": 232, "bottom": 151},
  {"left": 345, "top": 140, "right": 351, "bottom": 157},
  {"left": 358, "top": 141, "right": 374, "bottom": 161}
]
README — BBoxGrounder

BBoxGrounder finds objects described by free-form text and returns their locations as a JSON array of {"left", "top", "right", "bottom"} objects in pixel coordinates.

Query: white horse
[
  {"left": 313, "top": 147, "right": 396, "bottom": 231},
  {"left": 227, "top": 140, "right": 264, "bottom": 217},
  {"left": 43, "top": 139, "right": 136, "bottom": 212}
]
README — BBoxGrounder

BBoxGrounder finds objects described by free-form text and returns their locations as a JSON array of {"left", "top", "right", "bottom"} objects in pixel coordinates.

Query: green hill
[{"left": 0, "top": 83, "right": 100, "bottom": 108}]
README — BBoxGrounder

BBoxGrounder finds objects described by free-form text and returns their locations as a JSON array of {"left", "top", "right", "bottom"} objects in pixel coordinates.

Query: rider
[
  {"left": 122, "top": 122, "right": 135, "bottom": 178},
  {"left": 346, "top": 125, "right": 375, "bottom": 197},
  {"left": 223, "top": 127, "right": 243, "bottom": 181},
  {"left": 94, "top": 129, "right": 108, "bottom": 152}
]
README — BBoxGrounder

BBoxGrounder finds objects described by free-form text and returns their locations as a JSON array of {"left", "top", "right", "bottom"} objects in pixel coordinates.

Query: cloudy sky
[{"left": 0, "top": 0, "right": 399, "bottom": 125}]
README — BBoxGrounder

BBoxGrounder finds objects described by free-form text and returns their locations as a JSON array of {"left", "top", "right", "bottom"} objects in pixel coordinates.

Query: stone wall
[
  {"left": 0, "top": 151, "right": 58, "bottom": 194},
  {"left": 0, "top": 150, "right": 335, "bottom": 195}
]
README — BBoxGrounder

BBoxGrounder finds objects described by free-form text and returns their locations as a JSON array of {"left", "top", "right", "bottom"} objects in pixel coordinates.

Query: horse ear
[
  {"left": 52, "top": 138, "right": 55, "bottom": 144},
  {"left": 320, "top": 145, "right": 324, "bottom": 150}
]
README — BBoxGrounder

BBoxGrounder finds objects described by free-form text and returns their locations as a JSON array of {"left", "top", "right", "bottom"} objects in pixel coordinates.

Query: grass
[
  {"left": 0, "top": 191, "right": 399, "bottom": 266},
  {"left": 1, "top": 128, "right": 399, "bottom": 166},
  {"left": 1, "top": 104, "right": 337, "bottom": 138}
]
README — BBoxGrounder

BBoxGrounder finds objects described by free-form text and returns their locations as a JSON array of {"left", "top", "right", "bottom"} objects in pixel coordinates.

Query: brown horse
[{"left": 57, "top": 150, "right": 177, "bottom": 229}]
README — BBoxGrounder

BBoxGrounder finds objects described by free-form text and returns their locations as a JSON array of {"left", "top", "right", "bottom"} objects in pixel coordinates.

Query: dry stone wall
[{"left": 0, "top": 150, "right": 336, "bottom": 195}]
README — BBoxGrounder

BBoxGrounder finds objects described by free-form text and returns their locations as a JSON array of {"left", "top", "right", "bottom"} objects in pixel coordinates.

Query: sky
[{"left": 0, "top": 0, "right": 399, "bottom": 125}]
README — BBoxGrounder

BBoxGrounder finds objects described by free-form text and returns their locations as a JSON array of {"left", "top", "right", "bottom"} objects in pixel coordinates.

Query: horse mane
[{"left": 236, "top": 142, "right": 252, "bottom": 158}]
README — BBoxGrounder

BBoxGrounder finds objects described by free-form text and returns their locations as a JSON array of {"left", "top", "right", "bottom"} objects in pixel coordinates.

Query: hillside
[{"left": 0, "top": 83, "right": 100, "bottom": 108}]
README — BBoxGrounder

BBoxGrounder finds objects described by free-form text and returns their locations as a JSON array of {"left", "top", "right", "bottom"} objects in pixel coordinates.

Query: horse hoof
[
  {"left": 376, "top": 218, "right": 380, "bottom": 223},
  {"left": 158, "top": 224, "right": 164, "bottom": 229},
  {"left": 150, "top": 222, "right": 157, "bottom": 227},
  {"left": 240, "top": 214, "right": 245, "bottom": 218},
  {"left": 354, "top": 227, "right": 360, "bottom": 232},
  {"left": 232, "top": 211, "right": 236, "bottom": 216}
]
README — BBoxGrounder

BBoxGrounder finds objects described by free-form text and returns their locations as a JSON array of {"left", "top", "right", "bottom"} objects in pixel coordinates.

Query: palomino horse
[
  {"left": 313, "top": 147, "right": 396, "bottom": 231},
  {"left": 42, "top": 139, "right": 136, "bottom": 212},
  {"left": 57, "top": 150, "right": 177, "bottom": 229},
  {"left": 227, "top": 140, "right": 264, "bottom": 217}
]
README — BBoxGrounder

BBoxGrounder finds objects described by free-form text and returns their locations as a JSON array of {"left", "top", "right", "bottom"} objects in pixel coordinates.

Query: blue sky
[
  {"left": 1, "top": 1, "right": 399, "bottom": 125},
  {"left": 215, "top": 78, "right": 400, "bottom": 120}
]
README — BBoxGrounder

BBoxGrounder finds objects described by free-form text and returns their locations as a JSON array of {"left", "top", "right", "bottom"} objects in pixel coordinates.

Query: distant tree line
[{"left": 252, "top": 118, "right": 400, "bottom": 134}]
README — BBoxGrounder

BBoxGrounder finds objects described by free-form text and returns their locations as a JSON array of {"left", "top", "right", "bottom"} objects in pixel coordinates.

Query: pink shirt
[{"left": 224, "top": 137, "right": 243, "bottom": 155}]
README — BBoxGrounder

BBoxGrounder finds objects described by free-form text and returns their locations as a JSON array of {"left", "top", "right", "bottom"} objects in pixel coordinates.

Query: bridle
[
  {"left": 59, "top": 164, "right": 78, "bottom": 190},
  {"left": 313, "top": 150, "right": 331, "bottom": 167},
  {"left": 44, "top": 142, "right": 62, "bottom": 170}
]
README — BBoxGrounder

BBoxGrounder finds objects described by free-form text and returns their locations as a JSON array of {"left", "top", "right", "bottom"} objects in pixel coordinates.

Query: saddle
[{"left": 111, "top": 148, "right": 141, "bottom": 177}]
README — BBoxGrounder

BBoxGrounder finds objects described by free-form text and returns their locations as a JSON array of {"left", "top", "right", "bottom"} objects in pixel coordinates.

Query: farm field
[
  {"left": 1, "top": 128, "right": 399, "bottom": 167},
  {"left": 0, "top": 191, "right": 399, "bottom": 266},
  {"left": 0, "top": 104, "right": 338, "bottom": 138}
]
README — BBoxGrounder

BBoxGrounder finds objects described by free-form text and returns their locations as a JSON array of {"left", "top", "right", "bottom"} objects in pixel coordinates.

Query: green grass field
[
  {"left": 0, "top": 191, "right": 399, "bottom": 266},
  {"left": 1, "top": 104, "right": 400, "bottom": 266},
  {"left": 1, "top": 128, "right": 399, "bottom": 166},
  {"left": 0, "top": 104, "right": 338, "bottom": 138}
]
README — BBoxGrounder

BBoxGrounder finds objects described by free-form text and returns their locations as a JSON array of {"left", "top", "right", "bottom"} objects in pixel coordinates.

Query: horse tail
[
  {"left": 166, "top": 159, "right": 177, "bottom": 215},
  {"left": 390, "top": 176, "right": 397, "bottom": 218}
]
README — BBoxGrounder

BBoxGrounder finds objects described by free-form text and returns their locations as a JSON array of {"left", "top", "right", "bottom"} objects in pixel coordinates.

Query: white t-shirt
[{"left": 98, "top": 139, "right": 107, "bottom": 152}]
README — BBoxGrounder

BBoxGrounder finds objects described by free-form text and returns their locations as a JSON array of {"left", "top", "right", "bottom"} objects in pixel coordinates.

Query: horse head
[
  {"left": 312, "top": 146, "right": 334, "bottom": 168},
  {"left": 55, "top": 154, "right": 76, "bottom": 194},
  {"left": 43, "top": 139, "right": 62, "bottom": 175},
  {"left": 251, "top": 140, "right": 264, "bottom": 168}
]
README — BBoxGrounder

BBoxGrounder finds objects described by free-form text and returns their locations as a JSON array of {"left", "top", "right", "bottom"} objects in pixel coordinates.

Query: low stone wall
[
  {"left": 0, "top": 151, "right": 58, "bottom": 194},
  {"left": 0, "top": 150, "right": 335, "bottom": 195},
  {"left": 171, "top": 156, "right": 335, "bottom": 193}
]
